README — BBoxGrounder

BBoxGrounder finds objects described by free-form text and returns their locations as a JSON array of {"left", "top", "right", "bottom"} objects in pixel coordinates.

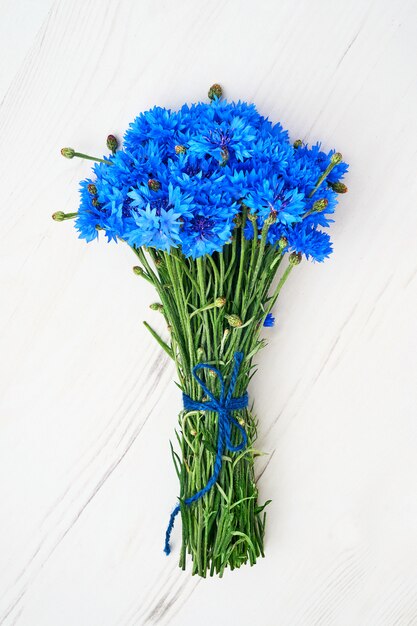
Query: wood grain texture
[{"left": 1, "top": 0, "right": 417, "bottom": 624}]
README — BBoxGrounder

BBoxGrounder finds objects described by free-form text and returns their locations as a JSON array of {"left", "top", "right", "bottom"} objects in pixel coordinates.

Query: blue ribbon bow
[{"left": 164, "top": 351, "right": 248, "bottom": 555}]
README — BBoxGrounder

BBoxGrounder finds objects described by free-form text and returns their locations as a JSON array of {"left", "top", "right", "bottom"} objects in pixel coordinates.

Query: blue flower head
[
  {"left": 263, "top": 313, "right": 275, "bottom": 327},
  {"left": 73, "top": 92, "right": 348, "bottom": 260},
  {"left": 245, "top": 176, "right": 306, "bottom": 226},
  {"left": 126, "top": 182, "right": 193, "bottom": 251}
]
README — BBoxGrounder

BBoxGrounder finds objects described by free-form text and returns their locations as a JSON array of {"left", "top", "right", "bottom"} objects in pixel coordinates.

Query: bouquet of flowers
[{"left": 54, "top": 84, "right": 348, "bottom": 578}]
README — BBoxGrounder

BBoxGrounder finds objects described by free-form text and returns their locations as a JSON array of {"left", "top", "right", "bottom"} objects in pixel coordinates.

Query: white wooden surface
[{"left": 1, "top": 1, "right": 417, "bottom": 624}]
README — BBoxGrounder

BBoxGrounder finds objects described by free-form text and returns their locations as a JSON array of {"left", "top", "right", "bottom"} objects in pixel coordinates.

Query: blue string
[{"left": 163, "top": 351, "right": 248, "bottom": 556}]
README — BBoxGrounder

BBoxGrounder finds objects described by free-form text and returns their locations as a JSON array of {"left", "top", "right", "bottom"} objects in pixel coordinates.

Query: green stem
[
  {"left": 309, "top": 156, "right": 341, "bottom": 197},
  {"left": 73, "top": 151, "right": 112, "bottom": 165},
  {"left": 196, "top": 257, "right": 212, "bottom": 359},
  {"left": 263, "top": 262, "right": 294, "bottom": 320},
  {"left": 143, "top": 322, "right": 173, "bottom": 359}
]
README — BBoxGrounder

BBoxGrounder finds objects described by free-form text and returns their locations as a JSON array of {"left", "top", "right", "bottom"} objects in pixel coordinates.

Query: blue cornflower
[
  {"left": 168, "top": 153, "right": 222, "bottom": 189},
  {"left": 75, "top": 179, "right": 107, "bottom": 242},
  {"left": 126, "top": 183, "right": 193, "bottom": 251},
  {"left": 128, "top": 181, "right": 193, "bottom": 214},
  {"left": 188, "top": 115, "right": 257, "bottom": 162},
  {"left": 180, "top": 203, "right": 233, "bottom": 259},
  {"left": 286, "top": 224, "right": 333, "bottom": 262},
  {"left": 124, "top": 107, "right": 182, "bottom": 156},
  {"left": 245, "top": 176, "right": 306, "bottom": 225},
  {"left": 126, "top": 203, "right": 182, "bottom": 251},
  {"left": 263, "top": 313, "right": 275, "bottom": 327}
]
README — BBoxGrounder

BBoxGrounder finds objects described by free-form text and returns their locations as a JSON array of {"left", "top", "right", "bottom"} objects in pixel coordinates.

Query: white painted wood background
[{"left": 1, "top": 0, "right": 417, "bottom": 624}]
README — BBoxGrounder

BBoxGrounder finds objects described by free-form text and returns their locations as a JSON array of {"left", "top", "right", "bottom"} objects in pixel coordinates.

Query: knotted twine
[{"left": 164, "top": 351, "right": 248, "bottom": 555}]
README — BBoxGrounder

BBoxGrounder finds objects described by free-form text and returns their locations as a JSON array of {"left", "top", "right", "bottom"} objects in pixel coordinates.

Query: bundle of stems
[{"left": 133, "top": 206, "right": 296, "bottom": 577}]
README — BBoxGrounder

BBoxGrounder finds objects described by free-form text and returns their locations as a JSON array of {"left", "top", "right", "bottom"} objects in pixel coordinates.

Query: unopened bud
[
  {"left": 190, "top": 429, "right": 197, "bottom": 436},
  {"left": 61, "top": 147, "right": 75, "bottom": 159},
  {"left": 219, "top": 147, "right": 229, "bottom": 167},
  {"left": 289, "top": 252, "right": 302, "bottom": 265},
  {"left": 133, "top": 265, "right": 144, "bottom": 276},
  {"left": 293, "top": 139, "right": 302, "bottom": 149},
  {"left": 215, "top": 297, "right": 226, "bottom": 308},
  {"left": 238, "top": 417, "right": 246, "bottom": 427},
  {"left": 106, "top": 134, "right": 118, "bottom": 154},
  {"left": 233, "top": 214, "right": 242, "bottom": 228},
  {"left": 330, "top": 152, "right": 342, "bottom": 165},
  {"left": 208, "top": 83, "right": 222, "bottom": 100},
  {"left": 87, "top": 183, "right": 97, "bottom": 195},
  {"left": 226, "top": 314, "right": 243, "bottom": 328},
  {"left": 52, "top": 211, "right": 66, "bottom": 221},
  {"left": 175, "top": 144, "right": 186, "bottom": 154},
  {"left": 150, "top": 302, "right": 163, "bottom": 312},
  {"left": 91, "top": 198, "right": 100, "bottom": 207},
  {"left": 312, "top": 198, "right": 328, "bottom": 213},
  {"left": 148, "top": 179, "right": 161, "bottom": 191},
  {"left": 265, "top": 209, "right": 277, "bottom": 225},
  {"left": 196, "top": 347, "right": 205, "bottom": 361},
  {"left": 278, "top": 236, "right": 288, "bottom": 250},
  {"left": 328, "top": 181, "right": 348, "bottom": 194},
  {"left": 52, "top": 211, "right": 77, "bottom": 222}
]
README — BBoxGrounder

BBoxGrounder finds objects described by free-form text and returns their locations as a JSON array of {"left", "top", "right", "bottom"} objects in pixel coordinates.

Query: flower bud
[
  {"left": 150, "top": 302, "right": 163, "bottom": 312},
  {"left": 87, "top": 183, "right": 97, "bottom": 195},
  {"left": 52, "top": 211, "right": 78, "bottom": 221},
  {"left": 312, "top": 198, "right": 328, "bottom": 212},
  {"left": 219, "top": 147, "right": 229, "bottom": 166},
  {"left": 196, "top": 347, "right": 205, "bottom": 361},
  {"left": 289, "top": 252, "right": 302, "bottom": 265},
  {"left": 52, "top": 211, "right": 66, "bottom": 221},
  {"left": 225, "top": 314, "right": 243, "bottom": 328},
  {"left": 215, "top": 297, "right": 226, "bottom": 308},
  {"left": 133, "top": 265, "right": 145, "bottom": 276},
  {"left": 238, "top": 417, "right": 246, "bottom": 427},
  {"left": 106, "top": 134, "right": 118, "bottom": 154},
  {"left": 278, "top": 236, "right": 288, "bottom": 250},
  {"left": 330, "top": 152, "right": 342, "bottom": 165},
  {"left": 265, "top": 209, "right": 277, "bottom": 225},
  {"left": 328, "top": 181, "right": 348, "bottom": 194},
  {"left": 91, "top": 198, "right": 100, "bottom": 207},
  {"left": 175, "top": 144, "right": 186, "bottom": 154},
  {"left": 208, "top": 83, "right": 222, "bottom": 100},
  {"left": 190, "top": 429, "right": 197, "bottom": 436},
  {"left": 234, "top": 214, "right": 242, "bottom": 228},
  {"left": 293, "top": 139, "right": 302, "bottom": 149},
  {"left": 148, "top": 179, "right": 161, "bottom": 191},
  {"left": 61, "top": 147, "right": 75, "bottom": 159}
]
